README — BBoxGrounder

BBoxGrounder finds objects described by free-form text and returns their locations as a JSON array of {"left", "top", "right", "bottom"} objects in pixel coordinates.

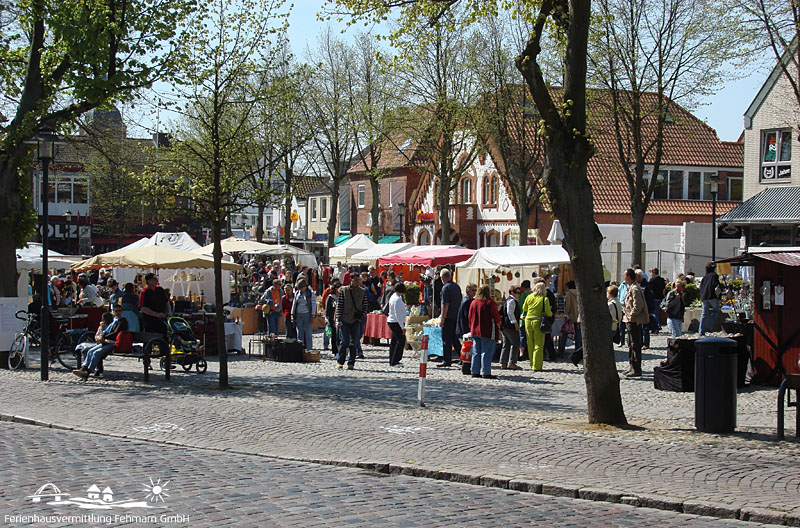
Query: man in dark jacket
[
  {"left": 699, "top": 262, "right": 721, "bottom": 333},
  {"left": 456, "top": 283, "right": 477, "bottom": 339}
]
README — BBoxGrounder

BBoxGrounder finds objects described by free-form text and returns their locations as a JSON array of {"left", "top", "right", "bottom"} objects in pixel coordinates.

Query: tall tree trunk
[
  {"left": 283, "top": 192, "right": 292, "bottom": 246},
  {"left": 369, "top": 176, "right": 380, "bottom": 242},
  {"left": 326, "top": 180, "right": 340, "bottom": 251},
  {"left": 438, "top": 181, "right": 450, "bottom": 244},
  {"left": 256, "top": 203, "right": 265, "bottom": 242},
  {"left": 517, "top": 207, "right": 530, "bottom": 247},
  {"left": 212, "top": 217, "right": 228, "bottom": 388},
  {"left": 0, "top": 155, "right": 26, "bottom": 297},
  {"left": 631, "top": 207, "right": 644, "bottom": 267},
  {"left": 517, "top": 0, "right": 626, "bottom": 425},
  {"left": 546, "top": 129, "right": 627, "bottom": 425}
]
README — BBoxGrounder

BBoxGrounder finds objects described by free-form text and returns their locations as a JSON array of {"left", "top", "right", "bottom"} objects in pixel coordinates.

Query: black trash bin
[{"left": 695, "top": 336, "right": 738, "bottom": 433}]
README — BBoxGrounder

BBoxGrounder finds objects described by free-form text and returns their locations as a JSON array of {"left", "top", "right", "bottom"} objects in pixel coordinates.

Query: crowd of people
[{"left": 27, "top": 253, "right": 725, "bottom": 380}]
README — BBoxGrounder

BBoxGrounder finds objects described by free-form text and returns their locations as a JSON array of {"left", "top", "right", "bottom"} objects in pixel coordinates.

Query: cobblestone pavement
[
  {"left": 1, "top": 331, "right": 799, "bottom": 525},
  {"left": 0, "top": 422, "right": 784, "bottom": 527}
]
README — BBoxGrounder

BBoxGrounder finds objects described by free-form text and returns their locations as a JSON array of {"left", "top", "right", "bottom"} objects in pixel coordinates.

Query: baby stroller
[{"left": 160, "top": 316, "right": 207, "bottom": 373}]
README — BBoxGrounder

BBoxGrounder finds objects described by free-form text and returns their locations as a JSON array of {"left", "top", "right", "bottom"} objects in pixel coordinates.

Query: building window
[
  {"left": 482, "top": 175, "right": 498, "bottom": 205},
  {"left": 760, "top": 129, "right": 792, "bottom": 181},
  {"left": 265, "top": 214, "right": 272, "bottom": 228},
  {"left": 357, "top": 184, "right": 365, "bottom": 208},
  {"left": 728, "top": 176, "right": 743, "bottom": 201},
  {"left": 321, "top": 198, "right": 327, "bottom": 221},
  {"left": 310, "top": 198, "right": 318, "bottom": 221},
  {"left": 461, "top": 178, "right": 472, "bottom": 204},
  {"left": 388, "top": 181, "right": 393, "bottom": 207},
  {"left": 47, "top": 174, "right": 89, "bottom": 204}
]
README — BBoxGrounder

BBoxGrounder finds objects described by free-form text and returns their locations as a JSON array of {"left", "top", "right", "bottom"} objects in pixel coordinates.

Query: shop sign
[
  {"left": 38, "top": 223, "right": 80, "bottom": 239},
  {"left": 313, "top": 233, "right": 328, "bottom": 241},
  {"left": 717, "top": 224, "right": 741, "bottom": 239},
  {"left": 416, "top": 212, "right": 435, "bottom": 222}
]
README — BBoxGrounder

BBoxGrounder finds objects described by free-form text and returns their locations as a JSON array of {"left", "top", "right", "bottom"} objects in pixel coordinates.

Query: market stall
[
  {"left": 654, "top": 333, "right": 750, "bottom": 392},
  {"left": 717, "top": 247, "right": 800, "bottom": 384},
  {"left": 348, "top": 242, "right": 413, "bottom": 264},
  {"left": 454, "top": 245, "right": 571, "bottom": 293},
  {"left": 328, "top": 234, "right": 376, "bottom": 261},
  {"left": 94, "top": 232, "right": 235, "bottom": 306},
  {"left": 71, "top": 245, "right": 242, "bottom": 308},
  {"left": 243, "top": 244, "right": 317, "bottom": 268}
]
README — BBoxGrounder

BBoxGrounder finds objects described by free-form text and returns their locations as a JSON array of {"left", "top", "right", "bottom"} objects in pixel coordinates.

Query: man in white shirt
[{"left": 386, "top": 282, "right": 407, "bottom": 367}]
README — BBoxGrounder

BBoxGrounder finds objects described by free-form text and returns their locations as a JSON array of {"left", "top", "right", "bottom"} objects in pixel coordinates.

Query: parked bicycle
[{"left": 8, "top": 311, "right": 81, "bottom": 370}]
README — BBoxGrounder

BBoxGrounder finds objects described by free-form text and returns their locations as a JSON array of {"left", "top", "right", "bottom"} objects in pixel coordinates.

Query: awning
[
  {"left": 718, "top": 186, "right": 800, "bottom": 225},
  {"left": 715, "top": 247, "right": 800, "bottom": 267},
  {"left": 378, "top": 235, "right": 401, "bottom": 244},
  {"left": 334, "top": 234, "right": 351, "bottom": 245}
]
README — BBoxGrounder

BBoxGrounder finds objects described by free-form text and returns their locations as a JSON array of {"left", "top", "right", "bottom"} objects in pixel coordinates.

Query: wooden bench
[{"left": 81, "top": 331, "right": 171, "bottom": 382}]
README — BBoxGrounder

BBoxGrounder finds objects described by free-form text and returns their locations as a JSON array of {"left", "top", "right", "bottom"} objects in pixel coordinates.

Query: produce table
[
  {"left": 422, "top": 325, "right": 444, "bottom": 358},
  {"left": 224, "top": 321, "right": 244, "bottom": 353},
  {"left": 363, "top": 313, "right": 392, "bottom": 343},
  {"left": 654, "top": 334, "right": 749, "bottom": 392},
  {"left": 229, "top": 306, "right": 258, "bottom": 334}
]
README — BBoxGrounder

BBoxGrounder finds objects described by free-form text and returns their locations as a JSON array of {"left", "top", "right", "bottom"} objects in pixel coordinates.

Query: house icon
[
  {"left": 87, "top": 485, "right": 101, "bottom": 500},
  {"left": 102, "top": 487, "right": 113, "bottom": 503}
]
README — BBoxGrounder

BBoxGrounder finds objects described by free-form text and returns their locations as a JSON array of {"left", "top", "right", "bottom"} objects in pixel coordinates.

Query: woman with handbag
[
  {"left": 468, "top": 285, "right": 502, "bottom": 379},
  {"left": 522, "top": 281, "right": 553, "bottom": 372}
]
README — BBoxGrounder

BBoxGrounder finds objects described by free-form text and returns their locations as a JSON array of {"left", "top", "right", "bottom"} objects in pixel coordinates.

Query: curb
[{"left": 0, "top": 413, "right": 792, "bottom": 525}]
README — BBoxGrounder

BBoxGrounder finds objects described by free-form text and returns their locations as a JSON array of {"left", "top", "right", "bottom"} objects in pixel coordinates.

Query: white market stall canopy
[
  {"left": 72, "top": 237, "right": 238, "bottom": 306},
  {"left": 16, "top": 243, "right": 78, "bottom": 271},
  {"left": 455, "top": 245, "right": 571, "bottom": 292},
  {"left": 348, "top": 242, "right": 414, "bottom": 263},
  {"left": 71, "top": 246, "right": 242, "bottom": 271},
  {"left": 243, "top": 244, "right": 317, "bottom": 268},
  {"left": 194, "top": 236, "right": 275, "bottom": 255},
  {"left": 456, "top": 245, "right": 571, "bottom": 270},
  {"left": 328, "top": 234, "right": 377, "bottom": 260}
]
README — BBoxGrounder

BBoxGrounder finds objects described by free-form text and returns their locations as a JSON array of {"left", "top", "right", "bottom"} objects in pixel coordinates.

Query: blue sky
[{"left": 288, "top": 2, "right": 766, "bottom": 143}]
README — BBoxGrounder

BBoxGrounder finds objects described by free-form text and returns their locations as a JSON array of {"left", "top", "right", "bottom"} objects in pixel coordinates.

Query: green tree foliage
[
  {"left": 345, "top": 33, "right": 399, "bottom": 243},
  {"left": 302, "top": 28, "right": 359, "bottom": 248},
  {"left": 472, "top": 13, "right": 547, "bottom": 246},
  {"left": 324, "top": 0, "right": 628, "bottom": 425},
  {"left": 0, "top": 0, "right": 196, "bottom": 297},
  {"left": 589, "top": 0, "right": 747, "bottom": 267},
  {"left": 738, "top": 0, "right": 800, "bottom": 113},
  {"left": 156, "top": 0, "right": 290, "bottom": 388}
]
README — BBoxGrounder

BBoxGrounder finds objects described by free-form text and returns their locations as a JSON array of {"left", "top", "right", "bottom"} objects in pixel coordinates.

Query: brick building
[{"left": 409, "top": 91, "right": 744, "bottom": 280}]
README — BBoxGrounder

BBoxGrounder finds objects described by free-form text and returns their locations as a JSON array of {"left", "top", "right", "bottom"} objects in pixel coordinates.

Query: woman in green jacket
[{"left": 522, "top": 281, "right": 553, "bottom": 371}]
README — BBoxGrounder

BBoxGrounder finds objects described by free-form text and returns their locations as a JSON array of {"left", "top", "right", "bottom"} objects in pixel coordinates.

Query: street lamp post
[
  {"left": 64, "top": 210, "right": 72, "bottom": 255},
  {"left": 25, "top": 125, "right": 61, "bottom": 381},
  {"left": 710, "top": 173, "right": 719, "bottom": 262}
]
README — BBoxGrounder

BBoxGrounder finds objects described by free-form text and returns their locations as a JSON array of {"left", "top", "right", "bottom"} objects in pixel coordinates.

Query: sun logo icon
[{"left": 142, "top": 478, "right": 170, "bottom": 503}]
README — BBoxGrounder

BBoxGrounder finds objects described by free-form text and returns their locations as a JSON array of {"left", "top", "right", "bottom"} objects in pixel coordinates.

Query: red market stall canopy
[{"left": 378, "top": 247, "right": 476, "bottom": 268}]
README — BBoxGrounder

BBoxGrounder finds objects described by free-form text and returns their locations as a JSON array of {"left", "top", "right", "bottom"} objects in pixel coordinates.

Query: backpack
[
  {"left": 115, "top": 331, "right": 133, "bottom": 354},
  {"left": 660, "top": 290, "right": 675, "bottom": 312}
]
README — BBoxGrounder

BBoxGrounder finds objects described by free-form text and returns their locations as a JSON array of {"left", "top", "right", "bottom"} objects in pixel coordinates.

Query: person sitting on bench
[{"left": 73, "top": 307, "right": 128, "bottom": 378}]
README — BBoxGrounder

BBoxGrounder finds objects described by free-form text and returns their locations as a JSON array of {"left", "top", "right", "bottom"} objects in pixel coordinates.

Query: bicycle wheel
[
  {"left": 8, "top": 334, "right": 26, "bottom": 370},
  {"left": 55, "top": 336, "right": 80, "bottom": 370}
]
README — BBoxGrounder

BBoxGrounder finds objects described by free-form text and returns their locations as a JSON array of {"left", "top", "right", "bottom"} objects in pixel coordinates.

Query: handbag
[{"left": 349, "top": 288, "right": 364, "bottom": 321}]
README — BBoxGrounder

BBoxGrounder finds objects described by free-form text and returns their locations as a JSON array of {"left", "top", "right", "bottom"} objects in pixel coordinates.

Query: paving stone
[
  {"left": 0, "top": 331, "right": 797, "bottom": 525},
  {"left": 739, "top": 507, "right": 787, "bottom": 525},
  {"left": 683, "top": 499, "right": 741, "bottom": 519},
  {"left": 541, "top": 482, "right": 580, "bottom": 498},
  {"left": 508, "top": 479, "right": 544, "bottom": 493},
  {"left": 578, "top": 487, "right": 624, "bottom": 503}
]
